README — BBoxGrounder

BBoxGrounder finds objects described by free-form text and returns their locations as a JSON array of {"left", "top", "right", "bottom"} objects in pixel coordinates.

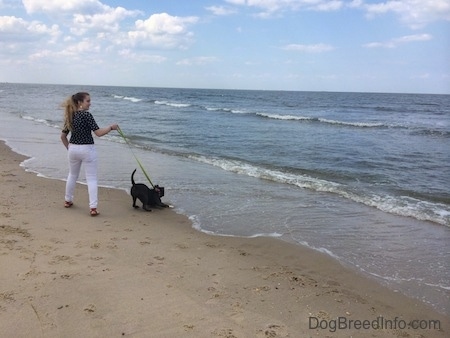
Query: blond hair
[{"left": 62, "top": 92, "right": 89, "bottom": 131}]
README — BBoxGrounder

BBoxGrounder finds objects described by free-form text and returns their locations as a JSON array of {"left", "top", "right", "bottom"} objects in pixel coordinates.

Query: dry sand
[{"left": 0, "top": 141, "right": 448, "bottom": 337}]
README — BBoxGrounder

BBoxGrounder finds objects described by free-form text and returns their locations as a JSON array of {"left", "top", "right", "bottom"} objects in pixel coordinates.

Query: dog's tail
[{"left": 131, "top": 169, "right": 137, "bottom": 186}]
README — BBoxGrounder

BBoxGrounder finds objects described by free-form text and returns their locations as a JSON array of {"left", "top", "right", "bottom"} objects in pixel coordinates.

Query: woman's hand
[
  {"left": 60, "top": 132, "right": 69, "bottom": 149},
  {"left": 94, "top": 124, "right": 120, "bottom": 137}
]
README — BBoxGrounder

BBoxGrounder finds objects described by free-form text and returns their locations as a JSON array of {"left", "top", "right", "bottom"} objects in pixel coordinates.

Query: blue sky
[{"left": 1, "top": 0, "right": 449, "bottom": 94}]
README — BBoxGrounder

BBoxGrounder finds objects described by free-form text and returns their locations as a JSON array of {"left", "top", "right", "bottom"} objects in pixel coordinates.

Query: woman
[{"left": 61, "top": 92, "right": 119, "bottom": 216}]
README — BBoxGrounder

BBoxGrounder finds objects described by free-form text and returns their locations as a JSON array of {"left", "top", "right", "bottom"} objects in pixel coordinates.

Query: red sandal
[
  {"left": 90, "top": 208, "right": 99, "bottom": 216},
  {"left": 64, "top": 201, "right": 73, "bottom": 208}
]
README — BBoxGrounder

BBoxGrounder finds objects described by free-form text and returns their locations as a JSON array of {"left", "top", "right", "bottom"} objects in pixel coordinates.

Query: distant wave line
[
  {"left": 257, "top": 113, "right": 387, "bottom": 128},
  {"left": 112, "top": 94, "right": 143, "bottom": 103},
  {"left": 206, "top": 107, "right": 246, "bottom": 114},
  {"left": 154, "top": 100, "right": 191, "bottom": 108}
]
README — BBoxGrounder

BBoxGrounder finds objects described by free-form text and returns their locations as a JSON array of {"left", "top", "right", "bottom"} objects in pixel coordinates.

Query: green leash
[{"left": 117, "top": 127, "right": 155, "bottom": 188}]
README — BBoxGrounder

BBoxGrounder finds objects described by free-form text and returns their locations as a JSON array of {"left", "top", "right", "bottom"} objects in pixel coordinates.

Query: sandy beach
[{"left": 0, "top": 140, "right": 448, "bottom": 338}]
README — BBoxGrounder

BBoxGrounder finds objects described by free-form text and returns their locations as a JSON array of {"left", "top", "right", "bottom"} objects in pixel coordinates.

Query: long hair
[{"left": 62, "top": 92, "right": 89, "bottom": 131}]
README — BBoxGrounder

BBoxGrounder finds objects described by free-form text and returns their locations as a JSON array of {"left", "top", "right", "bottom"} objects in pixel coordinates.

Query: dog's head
[{"left": 154, "top": 185, "right": 165, "bottom": 197}]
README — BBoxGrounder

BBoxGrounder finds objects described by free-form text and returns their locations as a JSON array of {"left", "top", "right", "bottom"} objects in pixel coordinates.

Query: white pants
[{"left": 65, "top": 144, "right": 98, "bottom": 208}]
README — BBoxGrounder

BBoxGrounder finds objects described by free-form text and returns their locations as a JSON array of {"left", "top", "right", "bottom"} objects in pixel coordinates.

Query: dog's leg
[
  {"left": 132, "top": 196, "right": 139, "bottom": 209},
  {"left": 143, "top": 204, "right": 152, "bottom": 212}
]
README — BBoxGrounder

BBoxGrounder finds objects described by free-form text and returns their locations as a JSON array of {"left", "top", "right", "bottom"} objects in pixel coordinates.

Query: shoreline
[{"left": 1, "top": 140, "right": 448, "bottom": 337}]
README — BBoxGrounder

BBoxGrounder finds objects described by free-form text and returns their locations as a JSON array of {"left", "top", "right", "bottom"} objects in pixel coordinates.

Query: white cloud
[
  {"left": 224, "top": 0, "right": 343, "bottom": 17},
  {"left": 176, "top": 56, "right": 218, "bottom": 66},
  {"left": 29, "top": 49, "right": 55, "bottom": 60},
  {"left": 363, "top": 33, "right": 432, "bottom": 48},
  {"left": 0, "top": 5, "right": 199, "bottom": 67},
  {"left": 315, "top": 1, "right": 343, "bottom": 11},
  {"left": 225, "top": 0, "right": 246, "bottom": 5},
  {"left": 58, "top": 39, "right": 101, "bottom": 57},
  {"left": 128, "top": 13, "right": 198, "bottom": 49},
  {"left": 23, "top": 0, "right": 141, "bottom": 37},
  {"left": 282, "top": 43, "right": 334, "bottom": 52},
  {"left": 22, "top": 38, "right": 104, "bottom": 64},
  {"left": 118, "top": 49, "right": 167, "bottom": 63},
  {"left": 0, "top": 16, "right": 59, "bottom": 41},
  {"left": 395, "top": 33, "right": 433, "bottom": 42},
  {"left": 352, "top": 0, "right": 450, "bottom": 28},
  {"left": 22, "top": 0, "right": 103, "bottom": 14},
  {"left": 205, "top": 6, "right": 237, "bottom": 16},
  {"left": 71, "top": 6, "right": 140, "bottom": 35},
  {"left": 226, "top": 0, "right": 449, "bottom": 26},
  {"left": 362, "top": 42, "right": 388, "bottom": 48},
  {"left": 0, "top": 15, "right": 60, "bottom": 56},
  {"left": 347, "top": 0, "right": 363, "bottom": 8}
]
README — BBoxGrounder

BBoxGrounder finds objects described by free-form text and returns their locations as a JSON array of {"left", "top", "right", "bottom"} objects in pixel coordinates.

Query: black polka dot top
[{"left": 62, "top": 110, "right": 99, "bottom": 144}]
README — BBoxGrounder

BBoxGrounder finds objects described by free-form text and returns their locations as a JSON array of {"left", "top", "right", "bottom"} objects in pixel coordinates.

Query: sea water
[{"left": 1, "top": 83, "right": 449, "bottom": 315}]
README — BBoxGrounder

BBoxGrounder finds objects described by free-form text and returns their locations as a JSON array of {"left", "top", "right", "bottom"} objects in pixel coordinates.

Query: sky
[{"left": 0, "top": 0, "right": 449, "bottom": 94}]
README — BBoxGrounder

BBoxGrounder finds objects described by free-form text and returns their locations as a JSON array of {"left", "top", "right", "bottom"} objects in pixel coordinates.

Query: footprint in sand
[
  {"left": 238, "top": 250, "right": 250, "bottom": 256},
  {"left": 261, "top": 324, "right": 289, "bottom": 337},
  {"left": 90, "top": 256, "right": 104, "bottom": 261},
  {"left": 0, "top": 225, "right": 30, "bottom": 237},
  {"left": 49, "top": 255, "right": 75, "bottom": 265},
  {"left": 0, "top": 291, "right": 15, "bottom": 303},
  {"left": 183, "top": 324, "right": 195, "bottom": 331},
  {"left": 84, "top": 304, "right": 96, "bottom": 313},
  {"left": 90, "top": 242, "right": 101, "bottom": 249},
  {"left": 315, "top": 310, "right": 330, "bottom": 320},
  {"left": 205, "top": 242, "right": 221, "bottom": 248},
  {"left": 212, "top": 328, "right": 237, "bottom": 338},
  {"left": 60, "top": 274, "right": 78, "bottom": 280}
]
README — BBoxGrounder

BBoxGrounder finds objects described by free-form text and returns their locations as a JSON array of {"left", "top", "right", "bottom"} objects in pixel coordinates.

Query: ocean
[{"left": 1, "top": 83, "right": 449, "bottom": 315}]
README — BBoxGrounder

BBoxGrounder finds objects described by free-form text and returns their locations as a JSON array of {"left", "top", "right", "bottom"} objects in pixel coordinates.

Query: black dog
[{"left": 131, "top": 169, "right": 169, "bottom": 211}]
